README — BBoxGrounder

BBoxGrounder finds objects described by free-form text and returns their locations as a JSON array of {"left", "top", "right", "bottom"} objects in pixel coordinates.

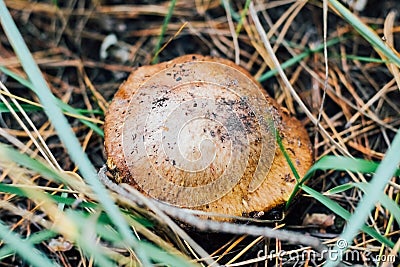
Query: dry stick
[
  {"left": 98, "top": 166, "right": 328, "bottom": 258},
  {"left": 318, "top": 0, "right": 329, "bottom": 125},
  {"left": 154, "top": 203, "right": 326, "bottom": 252},
  {"left": 98, "top": 165, "right": 217, "bottom": 267},
  {"left": 249, "top": 2, "right": 351, "bottom": 157},
  {"left": 314, "top": 0, "right": 330, "bottom": 153}
]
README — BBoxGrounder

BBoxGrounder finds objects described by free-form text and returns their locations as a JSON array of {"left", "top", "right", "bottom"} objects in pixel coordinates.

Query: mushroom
[{"left": 104, "top": 54, "right": 313, "bottom": 218}]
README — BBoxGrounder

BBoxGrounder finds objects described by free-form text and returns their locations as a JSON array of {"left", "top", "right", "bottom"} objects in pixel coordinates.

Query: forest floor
[{"left": 0, "top": 0, "right": 399, "bottom": 266}]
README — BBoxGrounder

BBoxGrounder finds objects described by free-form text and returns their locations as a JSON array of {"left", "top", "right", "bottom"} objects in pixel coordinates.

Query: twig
[
  {"left": 316, "top": 0, "right": 329, "bottom": 138},
  {"left": 98, "top": 165, "right": 328, "bottom": 257}
]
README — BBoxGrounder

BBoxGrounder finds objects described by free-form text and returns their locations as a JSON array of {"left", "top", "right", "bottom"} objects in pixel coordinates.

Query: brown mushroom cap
[{"left": 104, "top": 54, "right": 313, "bottom": 218}]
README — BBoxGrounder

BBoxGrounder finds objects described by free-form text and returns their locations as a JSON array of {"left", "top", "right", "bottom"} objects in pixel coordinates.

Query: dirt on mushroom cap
[{"left": 104, "top": 54, "right": 313, "bottom": 219}]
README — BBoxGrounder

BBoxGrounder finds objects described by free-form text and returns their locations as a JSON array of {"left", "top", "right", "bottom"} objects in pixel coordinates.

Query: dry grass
[{"left": 0, "top": 0, "right": 399, "bottom": 266}]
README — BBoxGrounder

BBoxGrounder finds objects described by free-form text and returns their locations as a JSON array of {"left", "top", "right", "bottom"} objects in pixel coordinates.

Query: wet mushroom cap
[{"left": 104, "top": 54, "right": 313, "bottom": 218}]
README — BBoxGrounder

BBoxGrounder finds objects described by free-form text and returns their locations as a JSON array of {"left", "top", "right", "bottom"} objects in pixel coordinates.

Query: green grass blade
[
  {"left": 341, "top": 54, "right": 388, "bottom": 63},
  {"left": 66, "top": 210, "right": 121, "bottom": 266},
  {"left": 0, "top": 143, "right": 151, "bottom": 220},
  {"left": 235, "top": 0, "right": 251, "bottom": 34},
  {"left": 0, "top": 66, "right": 104, "bottom": 136},
  {"left": 0, "top": 183, "right": 98, "bottom": 209},
  {"left": 0, "top": 230, "right": 57, "bottom": 260},
  {"left": 325, "top": 183, "right": 355, "bottom": 195},
  {"left": 302, "top": 156, "right": 387, "bottom": 183},
  {"left": 0, "top": 3, "right": 150, "bottom": 265},
  {"left": 0, "top": 102, "right": 42, "bottom": 112},
  {"left": 140, "top": 241, "right": 198, "bottom": 267},
  {"left": 0, "top": 221, "right": 59, "bottom": 267},
  {"left": 287, "top": 155, "right": 400, "bottom": 207},
  {"left": 328, "top": 0, "right": 400, "bottom": 67},
  {"left": 258, "top": 36, "right": 344, "bottom": 82},
  {"left": 276, "top": 128, "right": 300, "bottom": 181},
  {"left": 301, "top": 185, "right": 395, "bottom": 248},
  {"left": 323, "top": 131, "right": 400, "bottom": 266},
  {"left": 326, "top": 183, "right": 400, "bottom": 224},
  {"left": 0, "top": 144, "right": 153, "bottom": 226},
  {"left": 0, "top": 143, "right": 76, "bottom": 185},
  {"left": 151, "top": 0, "right": 177, "bottom": 64},
  {"left": 0, "top": 99, "right": 102, "bottom": 115}
]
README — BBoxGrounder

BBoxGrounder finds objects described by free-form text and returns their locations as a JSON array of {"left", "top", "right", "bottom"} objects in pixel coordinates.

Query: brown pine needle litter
[{"left": 0, "top": 0, "right": 399, "bottom": 266}]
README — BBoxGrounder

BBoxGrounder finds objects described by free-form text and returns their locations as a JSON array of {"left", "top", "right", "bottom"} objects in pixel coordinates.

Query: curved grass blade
[
  {"left": 301, "top": 185, "right": 395, "bottom": 248},
  {"left": 66, "top": 210, "right": 123, "bottom": 267},
  {"left": 323, "top": 131, "right": 400, "bottom": 266},
  {"left": 325, "top": 183, "right": 354, "bottom": 195},
  {"left": 287, "top": 155, "right": 400, "bottom": 207},
  {"left": 0, "top": 3, "right": 150, "bottom": 264},
  {"left": 326, "top": 183, "right": 400, "bottom": 224},
  {"left": 0, "top": 230, "right": 56, "bottom": 260},
  {"left": 0, "top": 221, "right": 59, "bottom": 267},
  {"left": 328, "top": 0, "right": 400, "bottom": 67},
  {"left": 140, "top": 241, "right": 198, "bottom": 267}
]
